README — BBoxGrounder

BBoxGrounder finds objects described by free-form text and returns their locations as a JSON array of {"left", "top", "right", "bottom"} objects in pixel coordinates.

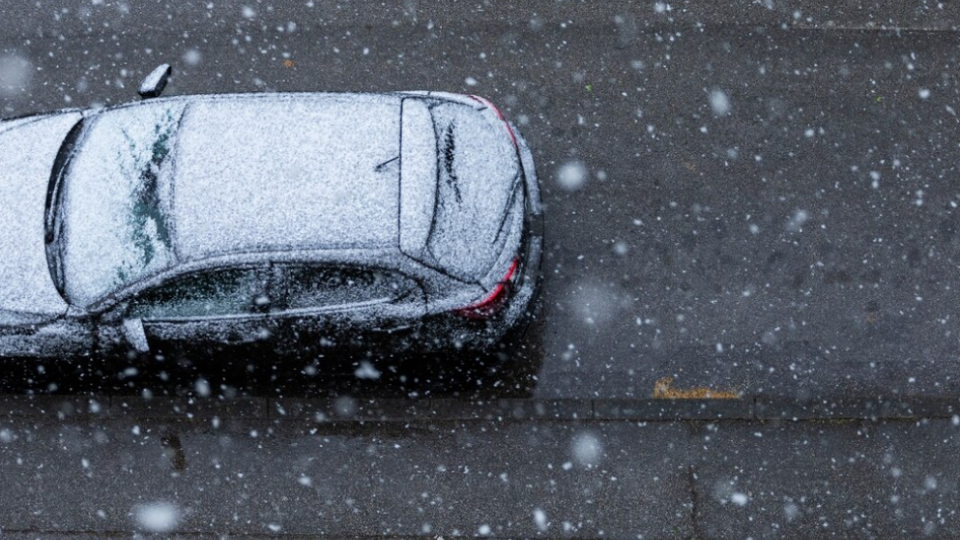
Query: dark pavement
[
  {"left": 3, "top": 1, "right": 960, "bottom": 538},
  {"left": 4, "top": 1, "right": 960, "bottom": 404},
  {"left": 4, "top": 395, "right": 960, "bottom": 539}
]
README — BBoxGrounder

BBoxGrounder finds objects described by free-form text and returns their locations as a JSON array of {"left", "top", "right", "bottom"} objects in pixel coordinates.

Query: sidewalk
[{"left": 2, "top": 395, "right": 959, "bottom": 539}]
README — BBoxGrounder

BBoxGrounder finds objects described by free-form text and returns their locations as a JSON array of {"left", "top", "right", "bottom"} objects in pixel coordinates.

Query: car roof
[
  {"left": 60, "top": 90, "right": 524, "bottom": 306},
  {"left": 60, "top": 92, "right": 468, "bottom": 305},
  {"left": 167, "top": 93, "right": 404, "bottom": 261}
]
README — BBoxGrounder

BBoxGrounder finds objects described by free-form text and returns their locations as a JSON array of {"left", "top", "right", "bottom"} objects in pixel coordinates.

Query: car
[{"left": 0, "top": 65, "right": 543, "bottom": 365}]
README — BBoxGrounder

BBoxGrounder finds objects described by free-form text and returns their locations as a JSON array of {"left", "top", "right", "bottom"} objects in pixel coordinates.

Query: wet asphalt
[{"left": 2, "top": 1, "right": 960, "bottom": 538}]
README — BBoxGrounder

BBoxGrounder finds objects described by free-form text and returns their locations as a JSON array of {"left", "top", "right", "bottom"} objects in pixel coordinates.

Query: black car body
[{"left": 0, "top": 90, "right": 542, "bottom": 363}]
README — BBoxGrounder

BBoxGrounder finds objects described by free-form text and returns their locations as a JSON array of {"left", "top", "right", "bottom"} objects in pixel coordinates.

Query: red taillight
[
  {"left": 468, "top": 95, "right": 517, "bottom": 149},
  {"left": 453, "top": 258, "right": 518, "bottom": 319}
]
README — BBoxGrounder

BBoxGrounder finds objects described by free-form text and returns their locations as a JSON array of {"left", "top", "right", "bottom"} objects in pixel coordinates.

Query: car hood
[{"left": 0, "top": 112, "right": 81, "bottom": 321}]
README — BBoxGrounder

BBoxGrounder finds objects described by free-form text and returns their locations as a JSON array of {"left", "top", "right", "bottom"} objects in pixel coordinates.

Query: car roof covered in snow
[{"left": 173, "top": 93, "right": 403, "bottom": 259}]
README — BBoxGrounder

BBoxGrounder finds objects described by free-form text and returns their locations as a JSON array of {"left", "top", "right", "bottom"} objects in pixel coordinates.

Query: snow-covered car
[{"left": 0, "top": 75, "right": 542, "bottom": 363}]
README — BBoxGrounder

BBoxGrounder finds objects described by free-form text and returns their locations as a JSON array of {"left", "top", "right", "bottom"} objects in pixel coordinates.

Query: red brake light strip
[{"left": 459, "top": 258, "right": 518, "bottom": 311}]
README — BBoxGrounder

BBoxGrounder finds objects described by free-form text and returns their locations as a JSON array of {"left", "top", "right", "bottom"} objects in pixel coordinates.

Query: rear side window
[
  {"left": 271, "top": 265, "right": 415, "bottom": 313},
  {"left": 129, "top": 268, "right": 266, "bottom": 320}
]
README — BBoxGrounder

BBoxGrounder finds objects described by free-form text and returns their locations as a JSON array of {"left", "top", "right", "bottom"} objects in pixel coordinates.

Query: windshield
[{"left": 58, "top": 101, "right": 186, "bottom": 306}]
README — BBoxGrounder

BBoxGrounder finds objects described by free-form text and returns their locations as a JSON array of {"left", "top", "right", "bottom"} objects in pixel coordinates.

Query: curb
[{"left": 4, "top": 394, "right": 960, "bottom": 423}]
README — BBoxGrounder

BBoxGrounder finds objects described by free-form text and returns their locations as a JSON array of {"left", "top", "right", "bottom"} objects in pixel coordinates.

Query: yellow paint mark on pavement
[{"left": 653, "top": 377, "right": 740, "bottom": 399}]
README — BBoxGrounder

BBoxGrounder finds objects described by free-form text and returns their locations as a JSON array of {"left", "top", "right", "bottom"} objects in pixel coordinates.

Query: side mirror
[
  {"left": 122, "top": 318, "right": 150, "bottom": 353},
  {"left": 138, "top": 64, "right": 172, "bottom": 99}
]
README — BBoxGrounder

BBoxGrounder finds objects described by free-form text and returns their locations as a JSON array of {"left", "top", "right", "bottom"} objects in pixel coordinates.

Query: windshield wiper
[{"left": 44, "top": 117, "right": 85, "bottom": 301}]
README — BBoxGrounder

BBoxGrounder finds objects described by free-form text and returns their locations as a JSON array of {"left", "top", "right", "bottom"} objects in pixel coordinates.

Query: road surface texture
[{"left": 3, "top": 1, "right": 960, "bottom": 538}]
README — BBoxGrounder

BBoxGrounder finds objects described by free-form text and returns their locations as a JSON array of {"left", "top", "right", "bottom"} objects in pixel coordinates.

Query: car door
[
  {"left": 103, "top": 266, "right": 274, "bottom": 361},
  {"left": 268, "top": 263, "right": 426, "bottom": 360}
]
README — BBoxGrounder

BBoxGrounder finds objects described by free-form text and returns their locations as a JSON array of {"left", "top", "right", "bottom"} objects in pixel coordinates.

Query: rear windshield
[{"left": 426, "top": 102, "right": 520, "bottom": 281}]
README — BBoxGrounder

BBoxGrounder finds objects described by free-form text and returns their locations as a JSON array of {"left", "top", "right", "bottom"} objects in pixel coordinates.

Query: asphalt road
[
  {"left": 3, "top": 1, "right": 960, "bottom": 403},
  {"left": 3, "top": 1, "right": 960, "bottom": 538}
]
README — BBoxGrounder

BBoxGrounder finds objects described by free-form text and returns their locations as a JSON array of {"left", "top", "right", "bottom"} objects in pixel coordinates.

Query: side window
[
  {"left": 128, "top": 268, "right": 266, "bottom": 320},
  {"left": 272, "top": 265, "right": 415, "bottom": 313}
]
